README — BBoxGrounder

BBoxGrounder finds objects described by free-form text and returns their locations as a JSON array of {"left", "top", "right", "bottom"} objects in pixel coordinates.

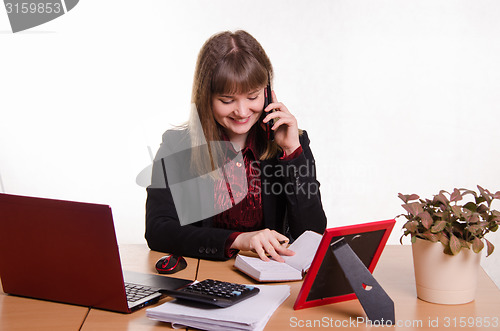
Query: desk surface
[
  {"left": 197, "top": 245, "right": 500, "bottom": 331},
  {"left": 1, "top": 245, "right": 499, "bottom": 330},
  {"left": 80, "top": 245, "right": 198, "bottom": 331},
  {"left": 0, "top": 290, "right": 88, "bottom": 331}
]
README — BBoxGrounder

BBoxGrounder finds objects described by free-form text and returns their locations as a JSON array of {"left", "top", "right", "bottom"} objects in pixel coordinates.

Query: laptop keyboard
[{"left": 125, "top": 283, "right": 158, "bottom": 302}]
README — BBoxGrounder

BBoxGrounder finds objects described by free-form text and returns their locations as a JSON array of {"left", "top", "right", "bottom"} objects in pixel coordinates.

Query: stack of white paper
[{"left": 146, "top": 284, "right": 290, "bottom": 331}]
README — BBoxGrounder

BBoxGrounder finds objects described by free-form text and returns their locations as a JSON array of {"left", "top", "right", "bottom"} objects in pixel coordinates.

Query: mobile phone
[{"left": 261, "top": 78, "right": 275, "bottom": 141}]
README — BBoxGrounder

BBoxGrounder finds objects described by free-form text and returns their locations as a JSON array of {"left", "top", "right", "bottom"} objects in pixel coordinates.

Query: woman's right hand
[{"left": 230, "top": 229, "right": 295, "bottom": 262}]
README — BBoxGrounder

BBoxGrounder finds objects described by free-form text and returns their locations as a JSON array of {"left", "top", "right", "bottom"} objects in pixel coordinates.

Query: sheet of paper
[
  {"left": 282, "top": 230, "right": 322, "bottom": 271},
  {"left": 146, "top": 284, "right": 290, "bottom": 331}
]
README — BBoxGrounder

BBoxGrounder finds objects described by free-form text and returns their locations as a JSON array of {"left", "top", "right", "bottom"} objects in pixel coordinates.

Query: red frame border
[{"left": 293, "top": 219, "right": 395, "bottom": 310}]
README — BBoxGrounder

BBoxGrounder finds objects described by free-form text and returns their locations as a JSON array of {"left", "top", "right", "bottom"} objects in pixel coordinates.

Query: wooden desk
[
  {"left": 80, "top": 244, "right": 197, "bottom": 331},
  {"left": 197, "top": 245, "right": 500, "bottom": 330},
  {"left": 2, "top": 245, "right": 499, "bottom": 330},
  {"left": 0, "top": 282, "right": 89, "bottom": 330}
]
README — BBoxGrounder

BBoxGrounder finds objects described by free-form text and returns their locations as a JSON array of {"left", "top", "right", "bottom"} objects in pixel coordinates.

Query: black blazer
[{"left": 145, "top": 129, "right": 327, "bottom": 260}]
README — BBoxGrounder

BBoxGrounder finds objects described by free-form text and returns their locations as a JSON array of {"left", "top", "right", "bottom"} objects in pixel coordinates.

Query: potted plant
[{"left": 397, "top": 185, "right": 500, "bottom": 304}]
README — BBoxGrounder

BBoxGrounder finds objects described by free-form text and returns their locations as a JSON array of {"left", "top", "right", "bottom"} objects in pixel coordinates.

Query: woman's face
[{"left": 212, "top": 87, "right": 265, "bottom": 141}]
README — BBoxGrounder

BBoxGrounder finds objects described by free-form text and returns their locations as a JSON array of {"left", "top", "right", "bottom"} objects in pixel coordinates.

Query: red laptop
[{"left": 0, "top": 193, "right": 191, "bottom": 313}]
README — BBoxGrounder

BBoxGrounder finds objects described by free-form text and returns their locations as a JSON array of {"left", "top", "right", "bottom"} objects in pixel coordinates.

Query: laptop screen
[{"left": 0, "top": 193, "right": 130, "bottom": 313}]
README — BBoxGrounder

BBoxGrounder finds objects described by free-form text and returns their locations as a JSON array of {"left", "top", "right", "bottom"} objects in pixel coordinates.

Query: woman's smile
[
  {"left": 229, "top": 116, "right": 251, "bottom": 124},
  {"left": 212, "top": 88, "right": 264, "bottom": 144}
]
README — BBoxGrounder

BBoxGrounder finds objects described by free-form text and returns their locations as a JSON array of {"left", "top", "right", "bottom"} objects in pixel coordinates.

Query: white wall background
[{"left": 1, "top": 0, "right": 499, "bottom": 287}]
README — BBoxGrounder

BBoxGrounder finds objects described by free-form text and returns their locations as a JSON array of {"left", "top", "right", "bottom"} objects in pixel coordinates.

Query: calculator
[{"left": 161, "top": 279, "right": 260, "bottom": 308}]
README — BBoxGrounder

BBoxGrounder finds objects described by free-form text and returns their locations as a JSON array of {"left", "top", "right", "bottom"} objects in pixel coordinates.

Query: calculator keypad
[{"left": 165, "top": 279, "right": 260, "bottom": 307}]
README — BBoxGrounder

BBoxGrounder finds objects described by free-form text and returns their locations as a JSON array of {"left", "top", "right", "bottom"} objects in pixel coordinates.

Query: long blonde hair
[{"left": 189, "top": 30, "right": 279, "bottom": 176}]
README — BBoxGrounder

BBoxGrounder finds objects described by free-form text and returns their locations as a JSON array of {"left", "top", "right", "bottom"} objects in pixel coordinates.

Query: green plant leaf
[
  {"left": 443, "top": 244, "right": 454, "bottom": 255},
  {"left": 441, "top": 210, "right": 451, "bottom": 222},
  {"left": 402, "top": 202, "right": 423, "bottom": 217},
  {"left": 395, "top": 213, "right": 409, "bottom": 220},
  {"left": 450, "top": 205, "right": 462, "bottom": 218},
  {"left": 467, "top": 224, "right": 484, "bottom": 236},
  {"left": 404, "top": 221, "right": 419, "bottom": 232},
  {"left": 463, "top": 202, "right": 477, "bottom": 212},
  {"left": 430, "top": 220, "right": 446, "bottom": 233},
  {"left": 477, "top": 185, "right": 487, "bottom": 195},
  {"left": 434, "top": 193, "right": 449, "bottom": 207},
  {"left": 450, "top": 188, "right": 463, "bottom": 202},
  {"left": 418, "top": 211, "right": 433, "bottom": 229},
  {"left": 398, "top": 193, "right": 408, "bottom": 203},
  {"left": 472, "top": 237, "right": 484, "bottom": 253},
  {"left": 398, "top": 193, "right": 419, "bottom": 203},
  {"left": 459, "top": 238, "right": 469, "bottom": 248},
  {"left": 421, "top": 232, "right": 439, "bottom": 242},
  {"left": 478, "top": 185, "right": 492, "bottom": 206},
  {"left": 461, "top": 189, "right": 478, "bottom": 198},
  {"left": 449, "top": 234, "right": 462, "bottom": 255},
  {"left": 477, "top": 204, "right": 489, "bottom": 215},
  {"left": 467, "top": 213, "right": 480, "bottom": 224},
  {"left": 485, "top": 238, "right": 495, "bottom": 257},
  {"left": 462, "top": 208, "right": 472, "bottom": 216},
  {"left": 456, "top": 221, "right": 466, "bottom": 231},
  {"left": 476, "top": 196, "right": 486, "bottom": 205},
  {"left": 437, "top": 232, "right": 449, "bottom": 246}
]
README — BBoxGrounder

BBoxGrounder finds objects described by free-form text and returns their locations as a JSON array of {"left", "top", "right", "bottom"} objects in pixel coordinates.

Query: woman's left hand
[{"left": 262, "top": 91, "right": 301, "bottom": 156}]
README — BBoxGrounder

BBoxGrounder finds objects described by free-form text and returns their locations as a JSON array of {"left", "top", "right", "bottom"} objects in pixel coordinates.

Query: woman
[{"left": 146, "top": 30, "right": 326, "bottom": 262}]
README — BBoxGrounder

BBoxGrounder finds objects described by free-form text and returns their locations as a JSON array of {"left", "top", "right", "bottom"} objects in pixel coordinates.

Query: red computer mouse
[{"left": 155, "top": 255, "right": 187, "bottom": 274}]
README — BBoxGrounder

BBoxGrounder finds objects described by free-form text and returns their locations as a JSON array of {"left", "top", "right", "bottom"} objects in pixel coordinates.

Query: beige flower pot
[{"left": 411, "top": 238, "right": 481, "bottom": 304}]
